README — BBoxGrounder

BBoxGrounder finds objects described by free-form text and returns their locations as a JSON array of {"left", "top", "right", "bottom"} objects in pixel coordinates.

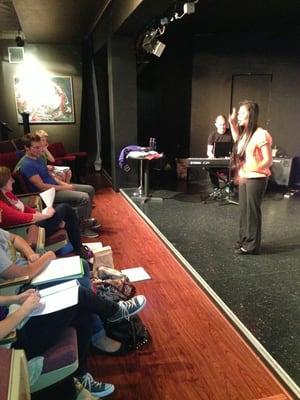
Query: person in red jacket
[{"left": 0, "top": 166, "right": 92, "bottom": 260}]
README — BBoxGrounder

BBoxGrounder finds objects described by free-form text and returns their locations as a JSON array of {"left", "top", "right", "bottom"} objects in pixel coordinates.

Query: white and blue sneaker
[
  {"left": 107, "top": 295, "right": 147, "bottom": 322},
  {"left": 77, "top": 373, "right": 115, "bottom": 397}
]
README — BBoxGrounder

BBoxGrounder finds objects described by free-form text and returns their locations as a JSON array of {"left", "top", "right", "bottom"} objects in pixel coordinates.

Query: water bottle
[
  {"left": 149, "top": 137, "right": 153, "bottom": 149},
  {"left": 152, "top": 138, "right": 157, "bottom": 151}
]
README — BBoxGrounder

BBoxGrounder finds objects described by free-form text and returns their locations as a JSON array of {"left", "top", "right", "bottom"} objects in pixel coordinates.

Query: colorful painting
[{"left": 14, "top": 76, "right": 75, "bottom": 123}]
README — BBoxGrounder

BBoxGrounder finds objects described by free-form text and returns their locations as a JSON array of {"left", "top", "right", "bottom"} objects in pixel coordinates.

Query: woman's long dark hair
[
  {"left": 239, "top": 100, "right": 259, "bottom": 136},
  {"left": 231, "top": 100, "right": 259, "bottom": 172}
]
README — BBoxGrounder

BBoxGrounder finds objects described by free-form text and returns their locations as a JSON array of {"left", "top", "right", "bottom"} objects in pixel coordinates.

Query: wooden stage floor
[{"left": 88, "top": 185, "right": 294, "bottom": 400}]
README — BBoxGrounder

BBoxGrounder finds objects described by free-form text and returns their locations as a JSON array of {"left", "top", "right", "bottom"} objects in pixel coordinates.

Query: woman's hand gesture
[
  {"left": 229, "top": 107, "right": 237, "bottom": 126},
  {"left": 228, "top": 107, "right": 239, "bottom": 141}
]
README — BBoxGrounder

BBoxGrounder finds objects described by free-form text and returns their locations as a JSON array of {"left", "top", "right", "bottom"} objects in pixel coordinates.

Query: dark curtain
[{"left": 80, "top": 38, "right": 97, "bottom": 158}]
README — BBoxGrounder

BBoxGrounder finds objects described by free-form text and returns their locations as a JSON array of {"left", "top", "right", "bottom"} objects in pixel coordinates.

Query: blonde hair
[{"left": 35, "top": 129, "right": 49, "bottom": 138}]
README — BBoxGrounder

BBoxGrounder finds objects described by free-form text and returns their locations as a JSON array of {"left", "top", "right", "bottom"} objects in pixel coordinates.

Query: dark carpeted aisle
[{"left": 122, "top": 174, "right": 300, "bottom": 387}]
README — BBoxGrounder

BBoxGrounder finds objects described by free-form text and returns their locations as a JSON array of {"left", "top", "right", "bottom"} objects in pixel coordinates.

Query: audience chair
[
  {"left": 11, "top": 137, "right": 25, "bottom": 151},
  {"left": 0, "top": 347, "right": 30, "bottom": 400},
  {"left": 0, "top": 151, "right": 21, "bottom": 172},
  {"left": 6, "top": 222, "right": 69, "bottom": 254},
  {"left": 0, "top": 140, "right": 16, "bottom": 153},
  {"left": 48, "top": 142, "right": 88, "bottom": 180},
  {"left": 0, "top": 278, "right": 79, "bottom": 400},
  {"left": 30, "top": 327, "right": 78, "bottom": 399},
  {"left": 17, "top": 193, "right": 42, "bottom": 209},
  {"left": 47, "top": 142, "right": 77, "bottom": 165},
  {"left": 0, "top": 332, "right": 78, "bottom": 400},
  {"left": 12, "top": 169, "right": 29, "bottom": 194}
]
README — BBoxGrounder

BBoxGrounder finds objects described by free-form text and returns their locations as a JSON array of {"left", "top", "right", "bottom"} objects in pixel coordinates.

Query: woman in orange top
[{"left": 229, "top": 100, "right": 272, "bottom": 255}]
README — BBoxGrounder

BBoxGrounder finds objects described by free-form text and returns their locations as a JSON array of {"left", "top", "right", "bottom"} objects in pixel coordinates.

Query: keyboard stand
[
  {"left": 202, "top": 165, "right": 239, "bottom": 206},
  {"left": 218, "top": 166, "right": 239, "bottom": 206}
]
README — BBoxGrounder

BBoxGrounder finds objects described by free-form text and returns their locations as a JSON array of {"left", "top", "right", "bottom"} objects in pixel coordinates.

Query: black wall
[
  {"left": 137, "top": 31, "right": 300, "bottom": 166},
  {"left": 190, "top": 33, "right": 300, "bottom": 158},
  {"left": 137, "top": 33, "right": 193, "bottom": 161}
]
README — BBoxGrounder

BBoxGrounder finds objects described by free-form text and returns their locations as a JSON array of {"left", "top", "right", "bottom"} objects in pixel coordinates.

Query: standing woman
[{"left": 229, "top": 100, "right": 273, "bottom": 255}]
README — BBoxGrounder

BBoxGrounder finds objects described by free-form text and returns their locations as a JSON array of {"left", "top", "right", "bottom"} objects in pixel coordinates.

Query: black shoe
[
  {"left": 90, "top": 224, "right": 102, "bottom": 233},
  {"left": 234, "top": 242, "right": 242, "bottom": 250},
  {"left": 80, "top": 218, "right": 96, "bottom": 228},
  {"left": 80, "top": 228, "right": 99, "bottom": 238},
  {"left": 90, "top": 343, "right": 128, "bottom": 356},
  {"left": 234, "top": 247, "right": 259, "bottom": 255},
  {"left": 80, "top": 218, "right": 101, "bottom": 230}
]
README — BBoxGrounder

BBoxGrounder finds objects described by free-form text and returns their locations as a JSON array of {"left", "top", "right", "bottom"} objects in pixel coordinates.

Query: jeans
[
  {"left": 33, "top": 259, "right": 105, "bottom": 341},
  {"left": 36, "top": 203, "right": 82, "bottom": 251},
  {"left": 54, "top": 184, "right": 95, "bottom": 221},
  {"left": 14, "top": 286, "right": 119, "bottom": 376}
]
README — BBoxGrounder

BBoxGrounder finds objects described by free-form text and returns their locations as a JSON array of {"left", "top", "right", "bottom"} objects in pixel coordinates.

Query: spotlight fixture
[
  {"left": 183, "top": 2, "right": 196, "bottom": 15},
  {"left": 138, "top": 0, "right": 198, "bottom": 60},
  {"left": 142, "top": 29, "right": 166, "bottom": 58},
  {"left": 151, "top": 39, "right": 166, "bottom": 57},
  {"left": 15, "top": 31, "right": 24, "bottom": 47}
]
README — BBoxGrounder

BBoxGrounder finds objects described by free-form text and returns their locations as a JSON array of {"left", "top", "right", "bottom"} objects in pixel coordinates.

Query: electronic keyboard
[{"left": 187, "top": 158, "right": 231, "bottom": 167}]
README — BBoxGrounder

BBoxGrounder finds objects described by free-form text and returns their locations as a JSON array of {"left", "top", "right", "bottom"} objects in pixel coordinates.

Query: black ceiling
[
  {"left": 169, "top": 0, "right": 300, "bottom": 36},
  {"left": 1, "top": 1, "right": 300, "bottom": 44}
]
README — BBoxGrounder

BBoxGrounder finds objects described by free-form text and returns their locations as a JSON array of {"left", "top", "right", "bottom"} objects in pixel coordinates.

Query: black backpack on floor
[{"left": 104, "top": 315, "right": 151, "bottom": 353}]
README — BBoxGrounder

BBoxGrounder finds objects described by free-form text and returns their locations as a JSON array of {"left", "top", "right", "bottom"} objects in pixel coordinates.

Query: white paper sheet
[
  {"left": 30, "top": 280, "right": 79, "bottom": 316},
  {"left": 40, "top": 187, "right": 55, "bottom": 208},
  {"left": 31, "top": 256, "right": 82, "bottom": 285},
  {"left": 53, "top": 166, "right": 70, "bottom": 172},
  {"left": 121, "top": 267, "right": 151, "bottom": 282}
]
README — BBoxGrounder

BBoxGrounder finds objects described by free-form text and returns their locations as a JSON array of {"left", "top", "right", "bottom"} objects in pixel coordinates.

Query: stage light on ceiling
[
  {"left": 142, "top": 28, "right": 166, "bottom": 58},
  {"left": 139, "top": 1, "right": 198, "bottom": 60},
  {"left": 15, "top": 31, "right": 25, "bottom": 47}
]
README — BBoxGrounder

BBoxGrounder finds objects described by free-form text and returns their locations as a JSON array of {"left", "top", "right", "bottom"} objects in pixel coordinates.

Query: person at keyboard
[{"left": 207, "top": 115, "right": 233, "bottom": 196}]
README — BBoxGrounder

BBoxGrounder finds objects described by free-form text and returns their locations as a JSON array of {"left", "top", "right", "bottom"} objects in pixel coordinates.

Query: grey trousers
[
  {"left": 54, "top": 184, "right": 95, "bottom": 221},
  {"left": 238, "top": 177, "right": 268, "bottom": 253}
]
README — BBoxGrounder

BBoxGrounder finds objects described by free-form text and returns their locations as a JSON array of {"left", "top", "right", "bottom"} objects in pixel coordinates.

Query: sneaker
[
  {"left": 234, "top": 247, "right": 259, "bottom": 255},
  {"left": 234, "top": 241, "right": 242, "bottom": 250},
  {"left": 74, "top": 378, "right": 98, "bottom": 400},
  {"left": 81, "top": 218, "right": 101, "bottom": 229},
  {"left": 80, "top": 228, "right": 99, "bottom": 238},
  {"left": 90, "top": 224, "right": 102, "bottom": 233},
  {"left": 77, "top": 373, "right": 114, "bottom": 398},
  {"left": 77, "top": 245, "right": 94, "bottom": 260},
  {"left": 107, "top": 295, "right": 147, "bottom": 322}
]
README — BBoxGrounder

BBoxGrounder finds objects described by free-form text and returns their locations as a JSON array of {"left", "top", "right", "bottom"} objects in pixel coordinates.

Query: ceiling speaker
[{"left": 8, "top": 47, "right": 24, "bottom": 63}]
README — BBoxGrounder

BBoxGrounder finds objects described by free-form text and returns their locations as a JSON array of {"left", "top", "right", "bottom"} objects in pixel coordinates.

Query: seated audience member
[
  {"left": 0, "top": 221, "right": 135, "bottom": 355},
  {"left": 0, "top": 285, "right": 146, "bottom": 398},
  {"left": 35, "top": 129, "right": 72, "bottom": 183},
  {"left": 0, "top": 166, "right": 97, "bottom": 251},
  {"left": 19, "top": 134, "right": 99, "bottom": 235},
  {"left": 207, "top": 114, "right": 233, "bottom": 194}
]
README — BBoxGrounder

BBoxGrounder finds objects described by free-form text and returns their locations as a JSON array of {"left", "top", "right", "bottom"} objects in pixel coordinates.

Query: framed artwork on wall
[{"left": 14, "top": 76, "right": 75, "bottom": 124}]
